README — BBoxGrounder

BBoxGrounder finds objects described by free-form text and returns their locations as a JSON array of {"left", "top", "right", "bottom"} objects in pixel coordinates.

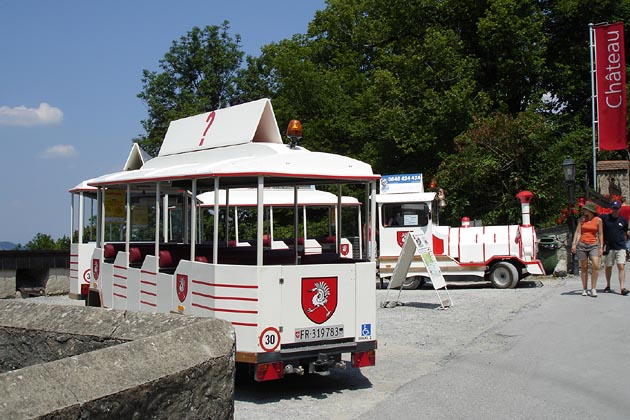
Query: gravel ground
[
  {"left": 233, "top": 276, "right": 562, "bottom": 420},
  {"left": 24, "top": 276, "right": 563, "bottom": 420}
]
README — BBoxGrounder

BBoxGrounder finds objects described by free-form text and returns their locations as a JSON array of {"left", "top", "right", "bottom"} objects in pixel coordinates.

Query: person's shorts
[
  {"left": 576, "top": 242, "right": 599, "bottom": 260},
  {"left": 605, "top": 249, "right": 626, "bottom": 266}
]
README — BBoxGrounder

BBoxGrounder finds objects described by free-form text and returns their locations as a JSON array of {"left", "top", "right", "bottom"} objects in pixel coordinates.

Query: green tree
[
  {"left": 25, "top": 233, "right": 69, "bottom": 251},
  {"left": 246, "top": 0, "right": 490, "bottom": 178},
  {"left": 476, "top": 0, "right": 547, "bottom": 113},
  {"left": 130, "top": 1, "right": 630, "bottom": 227},
  {"left": 540, "top": 0, "right": 630, "bottom": 118},
  {"left": 56, "top": 236, "right": 71, "bottom": 251},
  {"left": 235, "top": 55, "right": 276, "bottom": 104},
  {"left": 25, "top": 233, "right": 56, "bottom": 250},
  {"left": 435, "top": 107, "right": 581, "bottom": 227},
  {"left": 135, "top": 22, "right": 244, "bottom": 156}
]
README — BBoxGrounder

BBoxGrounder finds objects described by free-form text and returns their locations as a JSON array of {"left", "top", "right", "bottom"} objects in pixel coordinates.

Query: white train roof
[
  {"left": 88, "top": 99, "right": 377, "bottom": 188},
  {"left": 69, "top": 180, "right": 97, "bottom": 194},
  {"left": 375, "top": 192, "right": 437, "bottom": 203},
  {"left": 197, "top": 188, "right": 360, "bottom": 207},
  {"left": 70, "top": 143, "right": 152, "bottom": 193},
  {"left": 123, "top": 143, "right": 153, "bottom": 170}
]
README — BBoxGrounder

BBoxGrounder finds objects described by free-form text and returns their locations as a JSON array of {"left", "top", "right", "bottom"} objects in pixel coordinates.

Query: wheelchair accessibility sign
[{"left": 359, "top": 323, "right": 372, "bottom": 340}]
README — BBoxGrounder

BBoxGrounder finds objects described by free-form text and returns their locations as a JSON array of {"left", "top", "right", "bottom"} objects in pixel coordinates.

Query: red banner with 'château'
[{"left": 595, "top": 22, "right": 627, "bottom": 151}]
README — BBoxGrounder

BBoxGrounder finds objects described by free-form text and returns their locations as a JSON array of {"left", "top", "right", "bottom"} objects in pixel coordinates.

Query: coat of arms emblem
[
  {"left": 176, "top": 274, "right": 188, "bottom": 302},
  {"left": 301, "top": 277, "right": 338, "bottom": 324},
  {"left": 92, "top": 258, "right": 100, "bottom": 281},
  {"left": 396, "top": 231, "right": 410, "bottom": 247}
]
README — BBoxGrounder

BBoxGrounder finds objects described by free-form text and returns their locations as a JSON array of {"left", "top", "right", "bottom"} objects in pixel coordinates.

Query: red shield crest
[
  {"left": 92, "top": 258, "right": 100, "bottom": 281},
  {"left": 301, "top": 277, "right": 338, "bottom": 324},
  {"left": 340, "top": 243, "right": 350, "bottom": 256},
  {"left": 396, "top": 231, "right": 410, "bottom": 247},
  {"left": 176, "top": 274, "right": 188, "bottom": 302}
]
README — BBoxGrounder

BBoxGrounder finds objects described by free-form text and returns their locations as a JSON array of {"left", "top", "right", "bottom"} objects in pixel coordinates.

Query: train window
[{"left": 382, "top": 203, "right": 430, "bottom": 227}]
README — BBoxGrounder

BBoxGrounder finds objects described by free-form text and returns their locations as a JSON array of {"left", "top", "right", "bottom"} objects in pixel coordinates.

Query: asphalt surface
[
  {"left": 359, "top": 276, "right": 630, "bottom": 420},
  {"left": 235, "top": 275, "right": 630, "bottom": 420}
]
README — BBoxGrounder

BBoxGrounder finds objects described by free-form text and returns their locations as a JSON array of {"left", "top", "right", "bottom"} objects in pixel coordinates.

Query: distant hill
[{"left": 0, "top": 241, "right": 17, "bottom": 250}]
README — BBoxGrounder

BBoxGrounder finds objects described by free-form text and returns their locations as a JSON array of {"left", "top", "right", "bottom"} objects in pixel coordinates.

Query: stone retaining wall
[
  {"left": 0, "top": 269, "right": 16, "bottom": 298},
  {"left": 0, "top": 268, "right": 70, "bottom": 299},
  {"left": 0, "top": 300, "right": 235, "bottom": 419}
]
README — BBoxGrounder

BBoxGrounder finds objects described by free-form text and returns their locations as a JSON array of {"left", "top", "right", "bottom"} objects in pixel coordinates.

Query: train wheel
[
  {"left": 402, "top": 276, "right": 425, "bottom": 290},
  {"left": 488, "top": 262, "right": 518, "bottom": 289},
  {"left": 509, "top": 273, "right": 521, "bottom": 289}
]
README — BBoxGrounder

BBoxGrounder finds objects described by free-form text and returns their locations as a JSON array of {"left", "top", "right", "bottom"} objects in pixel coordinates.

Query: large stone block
[
  {"left": 45, "top": 268, "right": 70, "bottom": 295},
  {"left": 0, "top": 300, "right": 235, "bottom": 420},
  {"left": 0, "top": 270, "right": 16, "bottom": 299}
]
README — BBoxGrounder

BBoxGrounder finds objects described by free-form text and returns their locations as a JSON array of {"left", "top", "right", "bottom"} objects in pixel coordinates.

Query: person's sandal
[
  {"left": 604, "top": 286, "right": 611, "bottom": 293},
  {"left": 621, "top": 288, "right": 629, "bottom": 296}
]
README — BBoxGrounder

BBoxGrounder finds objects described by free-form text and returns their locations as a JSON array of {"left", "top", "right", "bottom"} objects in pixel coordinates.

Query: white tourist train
[{"left": 78, "top": 99, "right": 378, "bottom": 381}]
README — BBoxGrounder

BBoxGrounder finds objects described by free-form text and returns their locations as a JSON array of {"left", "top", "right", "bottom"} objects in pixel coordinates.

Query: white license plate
[{"left": 294, "top": 324, "right": 344, "bottom": 343}]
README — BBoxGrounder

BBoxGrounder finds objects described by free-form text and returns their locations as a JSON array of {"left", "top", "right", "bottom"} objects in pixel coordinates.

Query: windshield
[{"left": 382, "top": 202, "right": 430, "bottom": 228}]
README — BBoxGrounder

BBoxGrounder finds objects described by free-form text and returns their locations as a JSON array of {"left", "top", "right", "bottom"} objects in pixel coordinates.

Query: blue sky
[{"left": 0, "top": 0, "right": 326, "bottom": 245}]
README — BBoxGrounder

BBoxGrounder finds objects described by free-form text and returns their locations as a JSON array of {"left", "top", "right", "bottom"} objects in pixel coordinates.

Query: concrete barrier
[
  {"left": 0, "top": 269, "right": 16, "bottom": 298},
  {"left": 0, "top": 300, "right": 235, "bottom": 419},
  {"left": 0, "top": 268, "right": 70, "bottom": 298},
  {"left": 0, "top": 251, "right": 70, "bottom": 297},
  {"left": 44, "top": 267, "right": 70, "bottom": 295}
]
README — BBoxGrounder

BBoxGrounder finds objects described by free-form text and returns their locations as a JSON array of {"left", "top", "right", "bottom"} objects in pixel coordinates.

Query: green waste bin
[{"left": 538, "top": 236, "right": 559, "bottom": 275}]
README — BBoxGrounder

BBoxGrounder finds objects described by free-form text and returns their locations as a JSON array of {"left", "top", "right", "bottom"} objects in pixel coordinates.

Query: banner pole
[{"left": 589, "top": 23, "right": 598, "bottom": 191}]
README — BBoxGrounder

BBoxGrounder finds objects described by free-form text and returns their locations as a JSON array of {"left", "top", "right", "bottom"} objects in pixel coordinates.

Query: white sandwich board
[{"left": 384, "top": 231, "right": 452, "bottom": 309}]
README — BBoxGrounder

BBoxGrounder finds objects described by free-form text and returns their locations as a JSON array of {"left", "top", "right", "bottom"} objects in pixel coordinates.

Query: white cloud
[
  {"left": 41, "top": 144, "right": 78, "bottom": 159},
  {"left": 0, "top": 103, "right": 63, "bottom": 126}
]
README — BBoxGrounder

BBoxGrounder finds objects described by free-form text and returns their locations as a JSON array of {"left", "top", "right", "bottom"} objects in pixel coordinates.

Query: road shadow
[
  {"left": 378, "top": 278, "right": 543, "bottom": 291},
  {"left": 516, "top": 279, "right": 544, "bottom": 288},
  {"left": 560, "top": 289, "right": 586, "bottom": 296},
  {"left": 235, "top": 364, "right": 372, "bottom": 403},
  {"left": 394, "top": 301, "right": 442, "bottom": 309}
]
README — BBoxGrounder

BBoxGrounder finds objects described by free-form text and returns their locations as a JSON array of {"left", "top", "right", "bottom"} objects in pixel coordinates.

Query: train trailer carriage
[
  {"left": 86, "top": 98, "right": 379, "bottom": 381},
  {"left": 68, "top": 143, "right": 152, "bottom": 299}
]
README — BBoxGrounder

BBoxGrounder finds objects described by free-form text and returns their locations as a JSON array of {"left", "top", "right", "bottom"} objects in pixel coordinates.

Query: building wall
[
  {"left": 597, "top": 171, "right": 629, "bottom": 201},
  {"left": 596, "top": 160, "right": 630, "bottom": 203}
]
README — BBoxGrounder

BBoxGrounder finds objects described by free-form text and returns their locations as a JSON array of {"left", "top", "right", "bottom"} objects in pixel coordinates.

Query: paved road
[
  {"left": 359, "top": 275, "right": 630, "bottom": 420},
  {"left": 235, "top": 274, "right": 630, "bottom": 420}
]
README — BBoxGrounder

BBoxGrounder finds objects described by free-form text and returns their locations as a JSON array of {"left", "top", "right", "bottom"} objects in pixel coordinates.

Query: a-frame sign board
[{"left": 383, "top": 231, "right": 453, "bottom": 309}]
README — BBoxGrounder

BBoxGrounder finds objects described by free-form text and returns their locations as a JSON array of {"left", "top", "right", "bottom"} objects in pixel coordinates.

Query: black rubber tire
[
  {"left": 401, "top": 276, "right": 425, "bottom": 290},
  {"left": 488, "top": 262, "right": 518, "bottom": 289}
]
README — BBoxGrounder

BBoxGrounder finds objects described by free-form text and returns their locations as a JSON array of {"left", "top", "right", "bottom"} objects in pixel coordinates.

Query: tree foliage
[
  {"left": 25, "top": 233, "right": 70, "bottom": 251},
  {"left": 132, "top": 0, "right": 630, "bottom": 227},
  {"left": 135, "top": 22, "right": 244, "bottom": 156},
  {"left": 437, "top": 109, "right": 557, "bottom": 225}
]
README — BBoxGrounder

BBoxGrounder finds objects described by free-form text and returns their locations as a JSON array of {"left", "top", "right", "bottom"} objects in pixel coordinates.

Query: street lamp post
[{"left": 562, "top": 156, "right": 578, "bottom": 274}]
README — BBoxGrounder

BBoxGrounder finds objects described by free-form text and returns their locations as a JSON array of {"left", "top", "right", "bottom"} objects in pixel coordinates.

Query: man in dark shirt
[
  {"left": 621, "top": 203, "right": 630, "bottom": 261},
  {"left": 601, "top": 200, "right": 629, "bottom": 295}
]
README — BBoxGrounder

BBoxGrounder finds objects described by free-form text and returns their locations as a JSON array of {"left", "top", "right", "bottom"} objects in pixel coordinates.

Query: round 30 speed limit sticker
[{"left": 259, "top": 326, "right": 281, "bottom": 352}]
